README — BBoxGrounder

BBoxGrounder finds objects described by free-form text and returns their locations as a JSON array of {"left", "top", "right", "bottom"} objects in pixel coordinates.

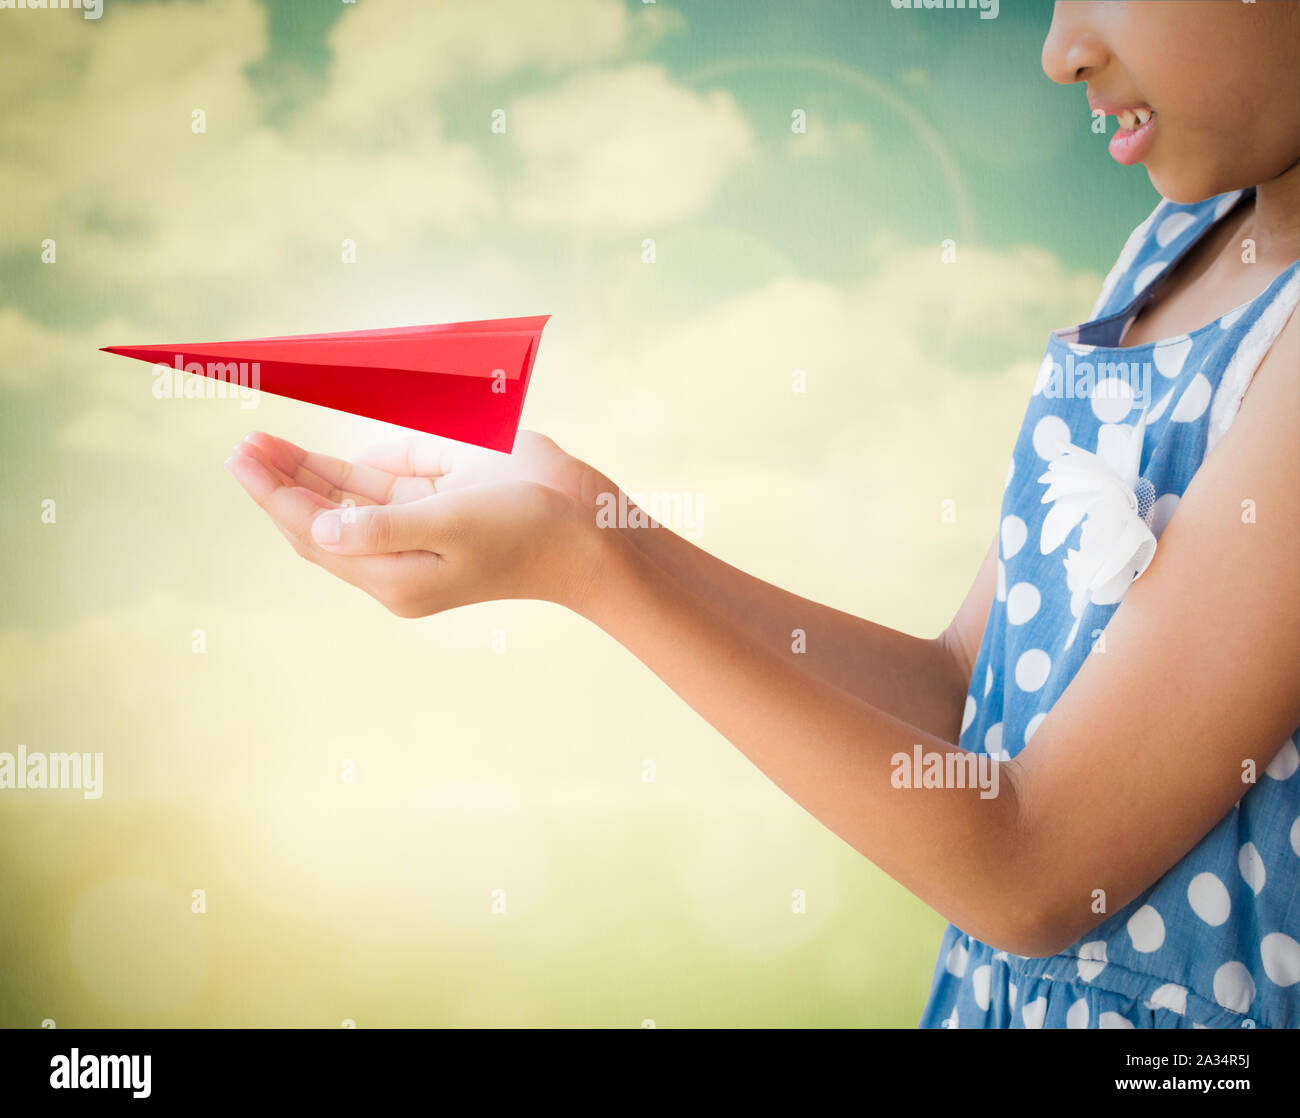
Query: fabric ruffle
[{"left": 922, "top": 927, "right": 1268, "bottom": 1030}]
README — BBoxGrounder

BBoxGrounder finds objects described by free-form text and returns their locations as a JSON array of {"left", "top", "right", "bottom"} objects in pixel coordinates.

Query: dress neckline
[{"left": 1052, "top": 187, "right": 1300, "bottom": 354}]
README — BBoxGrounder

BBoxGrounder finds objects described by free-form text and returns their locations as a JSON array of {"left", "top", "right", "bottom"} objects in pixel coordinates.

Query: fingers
[
  {"left": 226, "top": 444, "right": 364, "bottom": 579},
  {"left": 352, "top": 434, "right": 457, "bottom": 479},
  {"left": 225, "top": 440, "right": 439, "bottom": 615},
  {"left": 225, "top": 449, "right": 336, "bottom": 555},
  {"left": 310, "top": 494, "right": 451, "bottom": 555},
  {"left": 243, "top": 431, "right": 395, "bottom": 505},
  {"left": 229, "top": 441, "right": 335, "bottom": 509}
]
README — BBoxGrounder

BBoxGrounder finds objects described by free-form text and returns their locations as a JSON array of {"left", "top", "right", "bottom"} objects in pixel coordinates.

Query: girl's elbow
[
  {"left": 970, "top": 869, "right": 1085, "bottom": 958},
  {"left": 997, "top": 916, "right": 1080, "bottom": 960},
  {"left": 969, "top": 907, "right": 1077, "bottom": 960}
]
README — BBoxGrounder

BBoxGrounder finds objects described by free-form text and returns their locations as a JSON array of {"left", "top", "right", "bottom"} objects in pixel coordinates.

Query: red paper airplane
[{"left": 101, "top": 315, "right": 550, "bottom": 453}]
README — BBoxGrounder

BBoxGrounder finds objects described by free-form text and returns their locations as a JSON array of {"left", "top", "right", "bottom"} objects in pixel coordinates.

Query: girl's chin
[{"left": 1143, "top": 166, "right": 1234, "bottom": 207}]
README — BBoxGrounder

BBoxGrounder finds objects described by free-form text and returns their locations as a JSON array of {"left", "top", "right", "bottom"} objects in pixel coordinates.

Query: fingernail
[
  {"left": 312, "top": 513, "right": 341, "bottom": 545},
  {"left": 226, "top": 451, "right": 274, "bottom": 498}
]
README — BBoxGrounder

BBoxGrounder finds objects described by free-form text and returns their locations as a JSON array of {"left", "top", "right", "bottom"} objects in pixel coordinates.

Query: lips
[
  {"left": 1091, "top": 101, "right": 1158, "bottom": 166},
  {"left": 1108, "top": 110, "right": 1156, "bottom": 166}
]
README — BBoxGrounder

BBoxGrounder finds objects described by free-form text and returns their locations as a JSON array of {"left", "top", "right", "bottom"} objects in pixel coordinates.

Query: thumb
[{"left": 311, "top": 498, "right": 446, "bottom": 555}]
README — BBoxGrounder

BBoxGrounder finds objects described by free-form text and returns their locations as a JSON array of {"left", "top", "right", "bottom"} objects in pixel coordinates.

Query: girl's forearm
[
  {"left": 581, "top": 476, "right": 971, "bottom": 743},
  {"left": 570, "top": 518, "right": 1039, "bottom": 954}
]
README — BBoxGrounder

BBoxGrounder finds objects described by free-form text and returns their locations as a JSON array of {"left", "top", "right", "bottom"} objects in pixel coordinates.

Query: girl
[{"left": 225, "top": 1, "right": 1300, "bottom": 1028}]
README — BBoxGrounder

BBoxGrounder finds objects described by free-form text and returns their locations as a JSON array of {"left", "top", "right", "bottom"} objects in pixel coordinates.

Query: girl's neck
[{"left": 1246, "top": 156, "right": 1300, "bottom": 261}]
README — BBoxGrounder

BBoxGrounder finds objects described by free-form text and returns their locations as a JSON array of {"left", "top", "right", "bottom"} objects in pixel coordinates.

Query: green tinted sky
[{"left": 1, "top": 0, "right": 1166, "bottom": 1028}]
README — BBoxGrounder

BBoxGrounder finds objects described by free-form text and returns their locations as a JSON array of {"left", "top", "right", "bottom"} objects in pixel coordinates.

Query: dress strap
[
  {"left": 1206, "top": 264, "right": 1300, "bottom": 454},
  {"left": 1086, "top": 198, "right": 1167, "bottom": 322}
]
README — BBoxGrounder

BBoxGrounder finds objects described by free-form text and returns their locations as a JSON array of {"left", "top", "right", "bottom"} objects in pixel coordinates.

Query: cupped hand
[
  {"left": 223, "top": 431, "right": 601, "bottom": 616},
  {"left": 353, "top": 429, "right": 603, "bottom": 508}
]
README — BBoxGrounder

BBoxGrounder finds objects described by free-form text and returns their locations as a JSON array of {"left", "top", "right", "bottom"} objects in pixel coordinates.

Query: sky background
[{"left": 1, "top": 0, "right": 1161, "bottom": 1027}]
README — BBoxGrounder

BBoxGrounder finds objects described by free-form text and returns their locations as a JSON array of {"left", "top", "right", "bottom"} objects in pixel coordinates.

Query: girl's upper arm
[
  {"left": 939, "top": 530, "right": 999, "bottom": 692},
  {"left": 1009, "top": 308, "right": 1300, "bottom": 955}
]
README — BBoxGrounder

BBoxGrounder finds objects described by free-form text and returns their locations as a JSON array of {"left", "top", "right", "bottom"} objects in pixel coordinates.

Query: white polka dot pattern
[{"left": 919, "top": 188, "right": 1300, "bottom": 1031}]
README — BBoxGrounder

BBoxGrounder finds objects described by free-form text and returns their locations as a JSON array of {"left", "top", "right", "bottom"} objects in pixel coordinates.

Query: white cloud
[
  {"left": 313, "top": 0, "right": 642, "bottom": 135},
  {"left": 1, "top": 309, "right": 136, "bottom": 389},
  {"left": 787, "top": 118, "right": 871, "bottom": 159},
  {"left": 0, "top": 0, "right": 268, "bottom": 243},
  {"left": 509, "top": 64, "right": 756, "bottom": 228},
  {"left": 564, "top": 241, "right": 1099, "bottom": 464},
  {"left": 0, "top": 0, "right": 715, "bottom": 283},
  {"left": 527, "top": 242, "right": 1101, "bottom": 623}
]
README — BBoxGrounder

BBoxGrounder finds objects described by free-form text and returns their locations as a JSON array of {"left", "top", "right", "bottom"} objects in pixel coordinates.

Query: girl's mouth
[{"left": 1108, "top": 107, "right": 1157, "bottom": 166}]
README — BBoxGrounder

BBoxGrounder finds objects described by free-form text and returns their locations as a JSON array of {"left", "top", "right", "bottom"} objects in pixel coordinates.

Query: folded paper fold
[{"left": 101, "top": 314, "right": 550, "bottom": 453}]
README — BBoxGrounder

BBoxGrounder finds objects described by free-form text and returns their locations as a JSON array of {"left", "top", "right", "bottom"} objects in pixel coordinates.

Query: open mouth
[
  {"left": 1114, "top": 107, "right": 1154, "bottom": 132},
  {"left": 1108, "top": 106, "right": 1157, "bottom": 166}
]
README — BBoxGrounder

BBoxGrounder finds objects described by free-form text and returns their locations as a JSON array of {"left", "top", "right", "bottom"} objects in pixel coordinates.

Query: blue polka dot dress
[{"left": 918, "top": 188, "right": 1300, "bottom": 1030}]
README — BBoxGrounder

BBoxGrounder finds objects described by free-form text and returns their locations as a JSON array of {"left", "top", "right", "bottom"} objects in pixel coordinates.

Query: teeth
[{"left": 1114, "top": 107, "right": 1153, "bottom": 132}]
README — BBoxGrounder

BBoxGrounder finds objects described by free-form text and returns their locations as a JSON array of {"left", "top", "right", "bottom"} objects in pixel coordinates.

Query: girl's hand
[
  {"left": 224, "top": 431, "right": 603, "bottom": 616},
  {"left": 352, "top": 428, "right": 607, "bottom": 510}
]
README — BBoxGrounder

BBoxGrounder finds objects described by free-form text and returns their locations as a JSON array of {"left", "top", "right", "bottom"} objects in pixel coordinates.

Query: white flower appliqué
[{"left": 1037, "top": 416, "right": 1158, "bottom": 620}]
